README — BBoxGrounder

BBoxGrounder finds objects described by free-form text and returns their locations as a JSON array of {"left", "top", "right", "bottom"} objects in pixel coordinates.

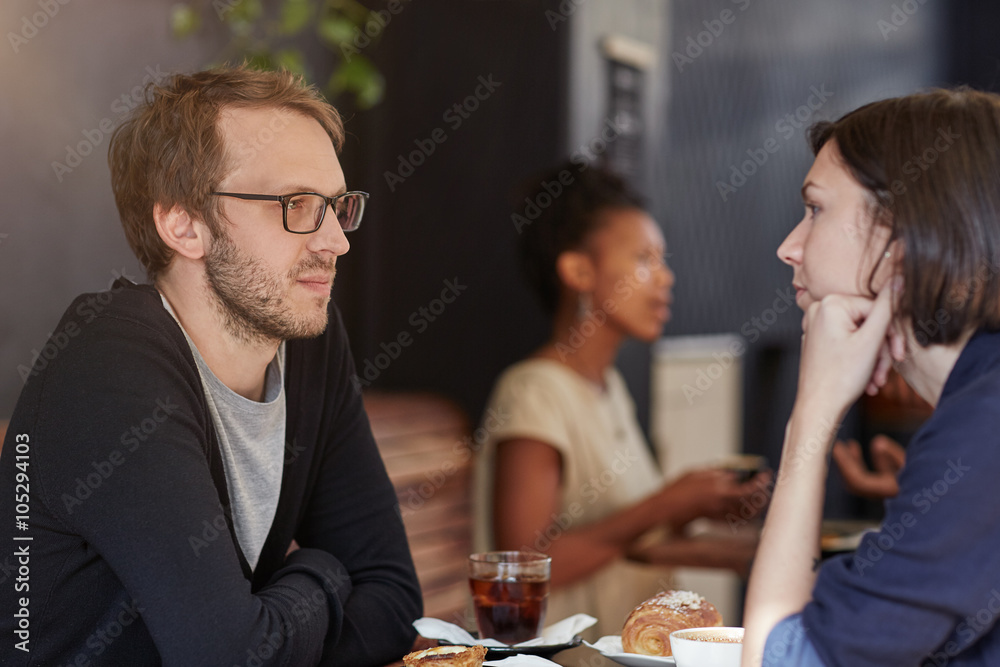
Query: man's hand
[{"left": 832, "top": 435, "right": 905, "bottom": 499}]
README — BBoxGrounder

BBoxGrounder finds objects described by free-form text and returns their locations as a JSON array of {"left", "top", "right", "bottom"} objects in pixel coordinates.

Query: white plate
[
  {"left": 586, "top": 636, "right": 676, "bottom": 666},
  {"left": 598, "top": 653, "right": 676, "bottom": 667}
]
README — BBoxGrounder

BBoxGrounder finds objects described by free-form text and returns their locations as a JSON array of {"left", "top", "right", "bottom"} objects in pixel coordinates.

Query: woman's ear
[
  {"left": 153, "top": 203, "right": 209, "bottom": 260},
  {"left": 887, "top": 239, "right": 904, "bottom": 268},
  {"left": 871, "top": 238, "right": 903, "bottom": 294},
  {"left": 555, "top": 250, "right": 596, "bottom": 293}
]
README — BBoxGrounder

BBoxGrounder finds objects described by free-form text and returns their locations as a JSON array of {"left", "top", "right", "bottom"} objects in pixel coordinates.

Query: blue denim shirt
[
  {"left": 762, "top": 329, "right": 1000, "bottom": 666},
  {"left": 763, "top": 615, "right": 824, "bottom": 666}
]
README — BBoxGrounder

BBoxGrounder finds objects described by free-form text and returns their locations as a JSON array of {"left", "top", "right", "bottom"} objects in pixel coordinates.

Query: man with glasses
[{"left": 0, "top": 67, "right": 421, "bottom": 666}]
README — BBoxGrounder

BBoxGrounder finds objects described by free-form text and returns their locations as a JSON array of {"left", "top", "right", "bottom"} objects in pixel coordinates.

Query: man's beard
[{"left": 204, "top": 230, "right": 334, "bottom": 345}]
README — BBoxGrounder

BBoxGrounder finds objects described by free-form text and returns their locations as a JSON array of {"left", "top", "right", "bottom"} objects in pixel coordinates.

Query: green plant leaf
[
  {"left": 356, "top": 70, "right": 385, "bottom": 108},
  {"left": 329, "top": 55, "right": 384, "bottom": 108},
  {"left": 224, "top": 0, "right": 264, "bottom": 29},
  {"left": 170, "top": 3, "right": 201, "bottom": 39},
  {"left": 244, "top": 51, "right": 276, "bottom": 72},
  {"left": 318, "top": 15, "right": 356, "bottom": 48},
  {"left": 280, "top": 0, "right": 313, "bottom": 35},
  {"left": 170, "top": 0, "right": 386, "bottom": 109},
  {"left": 274, "top": 49, "right": 307, "bottom": 75}
]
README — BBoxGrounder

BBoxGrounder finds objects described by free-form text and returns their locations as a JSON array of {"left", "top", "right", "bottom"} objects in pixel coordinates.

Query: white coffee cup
[{"left": 669, "top": 626, "right": 744, "bottom": 667}]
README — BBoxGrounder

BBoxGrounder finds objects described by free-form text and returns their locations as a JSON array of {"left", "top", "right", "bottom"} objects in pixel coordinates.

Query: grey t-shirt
[{"left": 160, "top": 295, "right": 285, "bottom": 571}]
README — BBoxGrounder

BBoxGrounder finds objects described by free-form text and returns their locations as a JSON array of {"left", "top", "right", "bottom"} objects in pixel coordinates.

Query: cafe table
[{"left": 382, "top": 522, "right": 762, "bottom": 666}]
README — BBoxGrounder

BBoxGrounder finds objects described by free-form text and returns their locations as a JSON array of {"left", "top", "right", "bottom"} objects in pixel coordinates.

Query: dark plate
[
  {"left": 820, "top": 519, "right": 879, "bottom": 559},
  {"left": 441, "top": 635, "right": 583, "bottom": 660}
]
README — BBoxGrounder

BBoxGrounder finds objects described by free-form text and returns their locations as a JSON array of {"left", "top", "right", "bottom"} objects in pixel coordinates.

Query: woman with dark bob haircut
[{"left": 744, "top": 88, "right": 1000, "bottom": 666}]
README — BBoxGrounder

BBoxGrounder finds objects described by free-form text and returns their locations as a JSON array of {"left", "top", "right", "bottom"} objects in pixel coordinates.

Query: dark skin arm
[
  {"left": 626, "top": 534, "right": 760, "bottom": 579},
  {"left": 492, "top": 438, "right": 772, "bottom": 588},
  {"left": 832, "top": 434, "right": 905, "bottom": 499}
]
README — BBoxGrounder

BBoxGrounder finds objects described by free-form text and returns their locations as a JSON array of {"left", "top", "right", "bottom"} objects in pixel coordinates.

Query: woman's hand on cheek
[
  {"left": 865, "top": 339, "right": 894, "bottom": 396},
  {"left": 866, "top": 315, "right": 908, "bottom": 395},
  {"left": 797, "top": 282, "right": 896, "bottom": 417}
]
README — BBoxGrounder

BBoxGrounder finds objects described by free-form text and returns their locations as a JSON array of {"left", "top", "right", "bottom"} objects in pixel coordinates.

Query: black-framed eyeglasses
[{"left": 211, "top": 191, "right": 369, "bottom": 234}]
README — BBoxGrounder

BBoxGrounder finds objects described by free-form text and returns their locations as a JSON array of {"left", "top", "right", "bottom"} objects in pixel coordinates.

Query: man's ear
[
  {"left": 555, "top": 250, "right": 596, "bottom": 293},
  {"left": 153, "top": 203, "right": 208, "bottom": 260}
]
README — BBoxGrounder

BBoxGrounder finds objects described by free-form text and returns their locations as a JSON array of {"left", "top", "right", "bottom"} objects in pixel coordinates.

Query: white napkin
[
  {"left": 537, "top": 613, "right": 597, "bottom": 645},
  {"left": 412, "top": 617, "right": 505, "bottom": 647},
  {"left": 585, "top": 635, "right": 625, "bottom": 654},
  {"left": 484, "top": 657, "right": 561, "bottom": 666},
  {"left": 413, "top": 613, "right": 597, "bottom": 648}
]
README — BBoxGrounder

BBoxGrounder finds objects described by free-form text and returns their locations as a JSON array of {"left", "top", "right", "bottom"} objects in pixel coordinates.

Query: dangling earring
[{"left": 577, "top": 292, "right": 593, "bottom": 321}]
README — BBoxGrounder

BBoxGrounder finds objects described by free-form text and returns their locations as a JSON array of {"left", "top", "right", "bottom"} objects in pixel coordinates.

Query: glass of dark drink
[{"left": 468, "top": 551, "right": 551, "bottom": 645}]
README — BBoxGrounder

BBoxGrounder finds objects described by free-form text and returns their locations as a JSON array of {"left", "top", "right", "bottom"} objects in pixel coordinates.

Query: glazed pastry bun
[
  {"left": 621, "top": 590, "right": 723, "bottom": 656},
  {"left": 402, "top": 644, "right": 488, "bottom": 667}
]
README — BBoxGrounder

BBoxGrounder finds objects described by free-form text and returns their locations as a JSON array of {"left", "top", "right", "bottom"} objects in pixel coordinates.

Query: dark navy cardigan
[
  {"left": 766, "top": 328, "right": 1000, "bottom": 666},
  {"left": 0, "top": 280, "right": 421, "bottom": 666}
]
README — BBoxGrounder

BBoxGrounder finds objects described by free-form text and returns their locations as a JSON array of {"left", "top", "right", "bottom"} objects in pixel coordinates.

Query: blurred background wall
[{"left": 3, "top": 0, "right": 1000, "bottom": 516}]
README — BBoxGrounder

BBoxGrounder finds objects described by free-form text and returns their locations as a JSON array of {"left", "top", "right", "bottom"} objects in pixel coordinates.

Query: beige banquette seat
[{"left": 363, "top": 392, "right": 475, "bottom": 623}]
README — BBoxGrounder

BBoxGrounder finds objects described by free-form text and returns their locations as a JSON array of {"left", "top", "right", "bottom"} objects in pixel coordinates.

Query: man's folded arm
[
  {"left": 294, "top": 311, "right": 423, "bottom": 666},
  {"left": 34, "top": 321, "right": 339, "bottom": 666}
]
